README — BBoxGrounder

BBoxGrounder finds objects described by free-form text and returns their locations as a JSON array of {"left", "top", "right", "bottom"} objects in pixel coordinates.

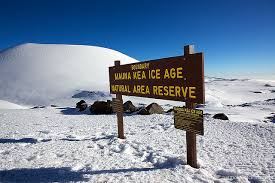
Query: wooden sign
[
  {"left": 109, "top": 45, "right": 205, "bottom": 168},
  {"left": 109, "top": 52, "right": 204, "bottom": 104},
  {"left": 174, "top": 106, "right": 204, "bottom": 135},
  {"left": 112, "top": 98, "right": 123, "bottom": 113}
]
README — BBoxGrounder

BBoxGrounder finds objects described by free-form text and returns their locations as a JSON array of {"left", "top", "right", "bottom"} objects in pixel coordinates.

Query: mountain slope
[{"left": 0, "top": 43, "right": 137, "bottom": 105}]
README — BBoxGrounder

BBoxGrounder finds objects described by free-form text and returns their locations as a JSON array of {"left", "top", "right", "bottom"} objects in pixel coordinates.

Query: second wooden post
[
  {"left": 184, "top": 45, "right": 198, "bottom": 168},
  {"left": 114, "top": 60, "right": 125, "bottom": 139}
]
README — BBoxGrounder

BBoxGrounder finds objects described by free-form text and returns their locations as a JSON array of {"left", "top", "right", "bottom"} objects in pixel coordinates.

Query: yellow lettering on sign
[
  {"left": 145, "top": 86, "right": 150, "bottom": 94},
  {"left": 133, "top": 71, "right": 141, "bottom": 80},
  {"left": 111, "top": 85, "right": 131, "bottom": 93},
  {"left": 175, "top": 86, "right": 181, "bottom": 97},
  {"left": 177, "top": 67, "right": 183, "bottom": 78},
  {"left": 164, "top": 86, "right": 169, "bottom": 96},
  {"left": 158, "top": 85, "right": 163, "bottom": 96},
  {"left": 181, "top": 87, "right": 188, "bottom": 97},
  {"left": 170, "top": 68, "right": 176, "bottom": 78},
  {"left": 111, "top": 85, "right": 117, "bottom": 92},
  {"left": 131, "top": 63, "right": 150, "bottom": 70},
  {"left": 141, "top": 85, "right": 145, "bottom": 94},
  {"left": 133, "top": 85, "right": 137, "bottom": 93},
  {"left": 189, "top": 87, "right": 196, "bottom": 99},
  {"left": 128, "top": 72, "right": 131, "bottom": 79},
  {"left": 114, "top": 72, "right": 132, "bottom": 80},
  {"left": 132, "top": 71, "right": 146, "bottom": 80},
  {"left": 153, "top": 86, "right": 158, "bottom": 95},
  {"left": 196, "top": 110, "right": 203, "bottom": 115},
  {"left": 149, "top": 70, "right": 155, "bottom": 79},
  {"left": 151, "top": 85, "right": 197, "bottom": 99},
  {"left": 148, "top": 69, "right": 160, "bottom": 79},
  {"left": 164, "top": 69, "right": 170, "bottom": 79},
  {"left": 142, "top": 71, "right": 146, "bottom": 79},
  {"left": 156, "top": 69, "right": 160, "bottom": 79},
  {"left": 133, "top": 85, "right": 150, "bottom": 95},
  {"left": 136, "top": 85, "right": 140, "bottom": 93},
  {"left": 164, "top": 67, "right": 184, "bottom": 79},
  {"left": 169, "top": 86, "right": 175, "bottom": 97}
]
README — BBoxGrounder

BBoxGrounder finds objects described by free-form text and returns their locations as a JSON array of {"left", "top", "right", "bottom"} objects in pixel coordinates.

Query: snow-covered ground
[
  {"left": 0, "top": 44, "right": 274, "bottom": 182},
  {"left": 0, "top": 106, "right": 274, "bottom": 182},
  {"left": 204, "top": 77, "right": 275, "bottom": 123}
]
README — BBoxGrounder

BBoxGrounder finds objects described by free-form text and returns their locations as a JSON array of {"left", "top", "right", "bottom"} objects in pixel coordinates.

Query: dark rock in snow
[
  {"left": 265, "top": 98, "right": 275, "bottom": 105},
  {"left": 123, "top": 101, "right": 137, "bottom": 113},
  {"left": 213, "top": 113, "right": 229, "bottom": 120},
  {"left": 137, "top": 108, "right": 150, "bottom": 115},
  {"left": 271, "top": 90, "right": 275, "bottom": 93},
  {"left": 90, "top": 100, "right": 113, "bottom": 114},
  {"left": 146, "top": 103, "right": 164, "bottom": 114},
  {"left": 31, "top": 106, "right": 46, "bottom": 109},
  {"left": 264, "top": 84, "right": 273, "bottom": 87},
  {"left": 76, "top": 100, "right": 88, "bottom": 112},
  {"left": 265, "top": 115, "right": 275, "bottom": 123},
  {"left": 166, "top": 108, "right": 174, "bottom": 113},
  {"left": 51, "top": 104, "right": 58, "bottom": 107},
  {"left": 239, "top": 103, "right": 252, "bottom": 107},
  {"left": 251, "top": 91, "right": 262, "bottom": 94}
]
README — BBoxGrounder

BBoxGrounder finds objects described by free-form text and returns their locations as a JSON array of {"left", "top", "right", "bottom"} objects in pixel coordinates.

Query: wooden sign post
[
  {"left": 109, "top": 45, "right": 205, "bottom": 167},
  {"left": 185, "top": 45, "right": 198, "bottom": 168},
  {"left": 114, "top": 60, "right": 125, "bottom": 139}
]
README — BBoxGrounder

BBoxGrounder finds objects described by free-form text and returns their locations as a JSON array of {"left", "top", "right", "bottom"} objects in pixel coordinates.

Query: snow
[
  {"left": 0, "top": 100, "right": 27, "bottom": 109},
  {"left": 0, "top": 43, "right": 137, "bottom": 106},
  {"left": 204, "top": 77, "right": 275, "bottom": 122},
  {"left": 0, "top": 43, "right": 275, "bottom": 182},
  {"left": 0, "top": 109, "right": 274, "bottom": 182}
]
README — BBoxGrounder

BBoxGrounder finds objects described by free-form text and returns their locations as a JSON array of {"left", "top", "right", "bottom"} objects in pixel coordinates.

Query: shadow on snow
[
  {"left": 58, "top": 107, "right": 91, "bottom": 115},
  {"left": 59, "top": 135, "right": 116, "bottom": 142},
  {"left": 0, "top": 167, "right": 88, "bottom": 183},
  {"left": 0, "top": 165, "right": 179, "bottom": 182},
  {"left": 58, "top": 107, "right": 140, "bottom": 117},
  {"left": 0, "top": 138, "right": 38, "bottom": 144}
]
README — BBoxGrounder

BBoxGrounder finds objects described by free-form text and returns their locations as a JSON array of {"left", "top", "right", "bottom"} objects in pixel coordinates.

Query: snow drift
[
  {"left": 0, "top": 100, "right": 27, "bottom": 109},
  {"left": 0, "top": 43, "right": 138, "bottom": 105}
]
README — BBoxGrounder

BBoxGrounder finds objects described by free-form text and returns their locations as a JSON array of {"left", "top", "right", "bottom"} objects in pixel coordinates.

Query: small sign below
[{"left": 174, "top": 106, "right": 204, "bottom": 135}]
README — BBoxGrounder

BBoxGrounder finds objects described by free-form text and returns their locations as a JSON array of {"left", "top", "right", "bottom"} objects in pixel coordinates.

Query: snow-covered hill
[
  {"left": 0, "top": 100, "right": 27, "bottom": 109},
  {"left": 0, "top": 43, "right": 137, "bottom": 106}
]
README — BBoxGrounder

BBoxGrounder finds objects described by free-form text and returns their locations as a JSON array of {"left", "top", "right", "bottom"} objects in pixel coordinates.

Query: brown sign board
[
  {"left": 109, "top": 53, "right": 204, "bottom": 104},
  {"left": 112, "top": 98, "right": 123, "bottom": 113},
  {"left": 174, "top": 106, "right": 204, "bottom": 135}
]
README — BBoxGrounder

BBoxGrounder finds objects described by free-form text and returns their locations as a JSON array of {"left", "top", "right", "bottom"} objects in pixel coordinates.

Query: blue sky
[{"left": 0, "top": 0, "right": 274, "bottom": 78}]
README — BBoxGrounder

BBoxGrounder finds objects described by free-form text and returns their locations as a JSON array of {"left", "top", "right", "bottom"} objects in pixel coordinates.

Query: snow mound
[
  {"left": 0, "top": 100, "right": 27, "bottom": 109},
  {"left": 0, "top": 43, "right": 137, "bottom": 106}
]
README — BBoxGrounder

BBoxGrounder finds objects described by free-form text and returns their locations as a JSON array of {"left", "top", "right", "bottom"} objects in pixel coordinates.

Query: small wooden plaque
[
  {"left": 174, "top": 106, "right": 204, "bottom": 135},
  {"left": 112, "top": 98, "right": 123, "bottom": 113}
]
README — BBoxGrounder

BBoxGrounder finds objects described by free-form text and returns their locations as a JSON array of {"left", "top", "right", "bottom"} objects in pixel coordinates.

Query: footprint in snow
[
  {"left": 56, "top": 153, "right": 65, "bottom": 158},
  {"left": 26, "top": 154, "right": 39, "bottom": 161},
  {"left": 39, "top": 139, "right": 52, "bottom": 142},
  {"left": 38, "top": 130, "right": 50, "bottom": 134},
  {"left": 0, "top": 150, "right": 11, "bottom": 155}
]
